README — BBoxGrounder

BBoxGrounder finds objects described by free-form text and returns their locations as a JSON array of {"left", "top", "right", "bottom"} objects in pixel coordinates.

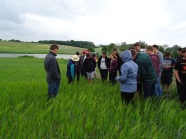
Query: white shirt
[{"left": 100, "top": 58, "right": 107, "bottom": 69}]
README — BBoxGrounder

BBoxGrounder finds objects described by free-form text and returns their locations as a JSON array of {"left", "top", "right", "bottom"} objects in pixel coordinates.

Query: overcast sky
[{"left": 0, "top": 0, "right": 186, "bottom": 46}]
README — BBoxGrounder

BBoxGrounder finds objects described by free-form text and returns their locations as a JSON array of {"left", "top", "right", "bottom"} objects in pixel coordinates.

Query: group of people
[{"left": 44, "top": 43, "right": 186, "bottom": 108}]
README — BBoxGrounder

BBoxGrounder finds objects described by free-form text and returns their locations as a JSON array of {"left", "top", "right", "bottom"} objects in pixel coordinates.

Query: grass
[
  {"left": 0, "top": 57, "right": 186, "bottom": 138},
  {"left": 0, "top": 41, "right": 102, "bottom": 55}
]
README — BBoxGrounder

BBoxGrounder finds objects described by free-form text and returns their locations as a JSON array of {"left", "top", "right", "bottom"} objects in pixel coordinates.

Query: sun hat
[{"left": 71, "top": 55, "right": 80, "bottom": 61}]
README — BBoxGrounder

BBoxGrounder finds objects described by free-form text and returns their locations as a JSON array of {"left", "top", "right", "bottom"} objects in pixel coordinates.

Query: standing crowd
[{"left": 44, "top": 43, "right": 186, "bottom": 108}]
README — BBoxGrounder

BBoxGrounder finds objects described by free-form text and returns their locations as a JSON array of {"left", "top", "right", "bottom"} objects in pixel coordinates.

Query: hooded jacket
[
  {"left": 115, "top": 50, "right": 138, "bottom": 93},
  {"left": 66, "top": 59, "right": 75, "bottom": 79}
]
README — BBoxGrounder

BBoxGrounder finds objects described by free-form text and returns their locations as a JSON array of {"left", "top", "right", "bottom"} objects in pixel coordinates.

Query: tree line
[
  {"left": 100, "top": 41, "right": 183, "bottom": 58},
  {"left": 0, "top": 39, "right": 183, "bottom": 57},
  {"left": 38, "top": 40, "right": 95, "bottom": 49}
]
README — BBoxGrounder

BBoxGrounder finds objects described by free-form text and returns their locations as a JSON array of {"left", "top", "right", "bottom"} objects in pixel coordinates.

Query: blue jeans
[
  {"left": 143, "top": 80, "right": 157, "bottom": 98},
  {"left": 47, "top": 81, "right": 60, "bottom": 98},
  {"left": 156, "top": 76, "right": 162, "bottom": 97}
]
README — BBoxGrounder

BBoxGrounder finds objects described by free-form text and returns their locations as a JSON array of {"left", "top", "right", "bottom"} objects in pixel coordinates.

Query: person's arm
[
  {"left": 97, "top": 57, "right": 101, "bottom": 70},
  {"left": 115, "top": 65, "right": 128, "bottom": 82},
  {"left": 93, "top": 58, "right": 96, "bottom": 68},
  {"left": 49, "top": 58, "right": 60, "bottom": 80},
  {"left": 174, "top": 70, "right": 181, "bottom": 82},
  {"left": 70, "top": 64, "right": 75, "bottom": 80}
]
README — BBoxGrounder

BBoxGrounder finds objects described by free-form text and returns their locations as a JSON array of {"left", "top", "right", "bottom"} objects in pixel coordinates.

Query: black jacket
[
  {"left": 44, "top": 51, "right": 61, "bottom": 82},
  {"left": 98, "top": 56, "right": 110, "bottom": 70},
  {"left": 83, "top": 57, "right": 96, "bottom": 72}
]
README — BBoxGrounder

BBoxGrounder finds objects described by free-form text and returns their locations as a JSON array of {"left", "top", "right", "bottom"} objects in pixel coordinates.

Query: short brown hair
[
  {"left": 152, "top": 44, "right": 159, "bottom": 50},
  {"left": 182, "top": 47, "right": 186, "bottom": 53},
  {"left": 111, "top": 54, "right": 117, "bottom": 59},
  {"left": 50, "top": 44, "right": 59, "bottom": 50},
  {"left": 165, "top": 51, "right": 171, "bottom": 56},
  {"left": 130, "top": 49, "right": 137, "bottom": 57},
  {"left": 134, "top": 42, "right": 140, "bottom": 47},
  {"left": 146, "top": 46, "right": 153, "bottom": 51},
  {"left": 86, "top": 53, "right": 90, "bottom": 57}
]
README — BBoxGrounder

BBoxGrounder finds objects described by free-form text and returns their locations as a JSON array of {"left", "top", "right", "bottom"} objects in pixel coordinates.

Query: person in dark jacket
[
  {"left": 84, "top": 53, "right": 96, "bottom": 81},
  {"left": 75, "top": 52, "right": 81, "bottom": 81},
  {"left": 175, "top": 48, "right": 183, "bottom": 95},
  {"left": 66, "top": 55, "right": 80, "bottom": 84},
  {"left": 98, "top": 52, "right": 110, "bottom": 81},
  {"left": 109, "top": 54, "right": 118, "bottom": 85},
  {"left": 176, "top": 48, "right": 183, "bottom": 62},
  {"left": 174, "top": 47, "right": 186, "bottom": 108},
  {"left": 112, "top": 48, "right": 123, "bottom": 75},
  {"left": 133, "top": 49, "right": 157, "bottom": 98},
  {"left": 79, "top": 52, "right": 86, "bottom": 77},
  {"left": 44, "top": 44, "right": 61, "bottom": 100},
  {"left": 146, "top": 46, "right": 160, "bottom": 97}
]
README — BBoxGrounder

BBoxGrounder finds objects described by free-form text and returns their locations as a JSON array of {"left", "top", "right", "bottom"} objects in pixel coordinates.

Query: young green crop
[{"left": 0, "top": 57, "right": 185, "bottom": 138}]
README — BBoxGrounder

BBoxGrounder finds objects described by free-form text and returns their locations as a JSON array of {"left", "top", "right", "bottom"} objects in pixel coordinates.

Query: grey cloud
[
  {"left": 1, "top": 0, "right": 106, "bottom": 23},
  {"left": 0, "top": 0, "right": 107, "bottom": 41}
]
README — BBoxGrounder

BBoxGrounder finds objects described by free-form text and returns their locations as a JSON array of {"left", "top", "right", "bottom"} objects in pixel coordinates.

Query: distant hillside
[{"left": 0, "top": 41, "right": 101, "bottom": 55}]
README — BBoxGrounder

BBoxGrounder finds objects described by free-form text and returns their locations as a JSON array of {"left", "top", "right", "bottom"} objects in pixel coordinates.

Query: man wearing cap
[
  {"left": 44, "top": 44, "right": 61, "bottom": 100},
  {"left": 66, "top": 55, "right": 80, "bottom": 84}
]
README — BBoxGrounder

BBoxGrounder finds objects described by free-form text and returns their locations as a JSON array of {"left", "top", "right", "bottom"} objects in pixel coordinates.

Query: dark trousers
[
  {"left": 176, "top": 80, "right": 181, "bottom": 94},
  {"left": 109, "top": 71, "right": 117, "bottom": 85},
  {"left": 100, "top": 69, "right": 108, "bottom": 81},
  {"left": 137, "top": 83, "right": 142, "bottom": 97},
  {"left": 81, "top": 68, "right": 87, "bottom": 77},
  {"left": 76, "top": 71, "right": 80, "bottom": 81},
  {"left": 68, "top": 77, "right": 73, "bottom": 84},
  {"left": 121, "top": 92, "right": 135, "bottom": 104},
  {"left": 178, "top": 83, "right": 186, "bottom": 104},
  {"left": 143, "top": 80, "right": 157, "bottom": 98}
]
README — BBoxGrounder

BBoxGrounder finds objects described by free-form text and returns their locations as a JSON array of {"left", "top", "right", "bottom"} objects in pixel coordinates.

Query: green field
[
  {"left": 0, "top": 41, "right": 102, "bottom": 55},
  {"left": 0, "top": 57, "right": 186, "bottom": 138}
]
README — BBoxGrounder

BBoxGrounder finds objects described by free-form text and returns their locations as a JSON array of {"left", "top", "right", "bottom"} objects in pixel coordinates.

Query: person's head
[
  {"left": 145, "top": 46, "right": 154, "bottom": 55},
  {"left": 102, "top": 52, "right": 106, "bottom": 58},
  {"left": 92, "top": 54, "right": 96, "bottom": 58},
  {"left": 110, "top": 54, "right": 117, "bottom": 60},
  {"left": 133, "top": 42, "right": 141, "bottom": 52},
  {"left": 130, "top": 49, "right": 137, "bottom": 60},
  {"left": 71, "top": 55, "right": 80, "bottom": 62},
  {"left": 50, "top": 44, "right": 59, "bottom": 54},
  {"left": 129, "top": 46, "right": 135, "bottom": 50},
  {"left": 152, "top": 44, "right": 159, "bottom": 53},
  {"left": 112, "top": 48, "right": 118, "bottom": 55},
  {"left": 165, "top": 51, "right": 171, "bottom": 58},
  {"left": 81, "top": 51, "right": 86, "bottom": 56},
  {"left": 177, "top": 48, "right": 183, "bottom": 56},
  {"left": 76, "top": 52, "right": 80, "bottom": 56},
  {"left": 86, "top": 53, "right": 91, "bottom": 59},
  {"left": 182, "top": 47, "right": 186, "bottom": 58}
]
